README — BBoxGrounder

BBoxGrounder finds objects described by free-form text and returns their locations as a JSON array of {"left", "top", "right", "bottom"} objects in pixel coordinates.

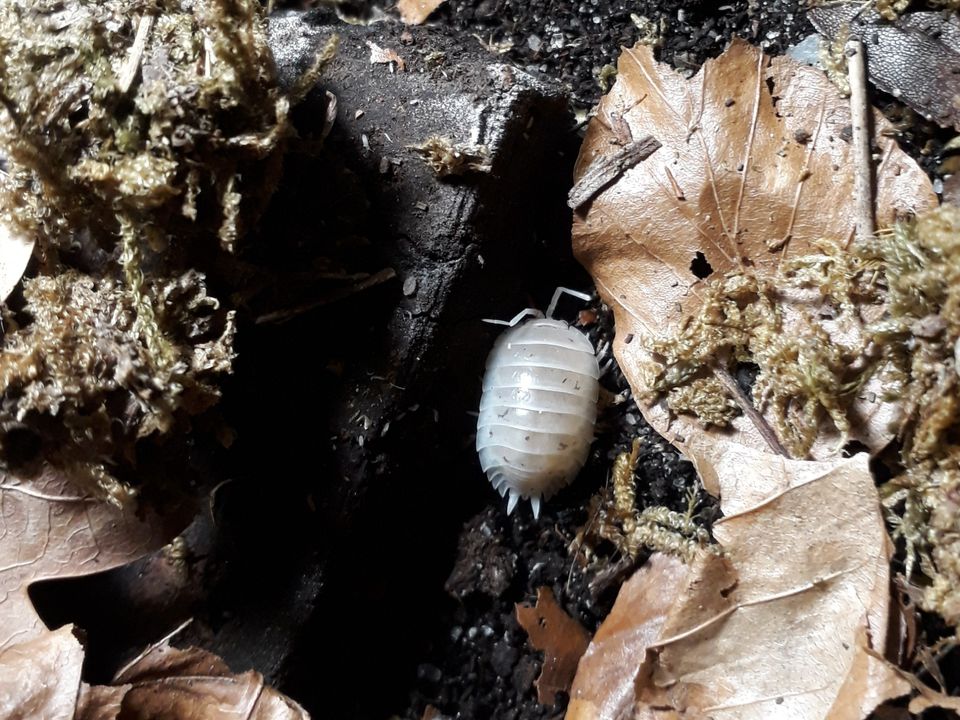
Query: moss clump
[
  {"left": 641, "top": 244, "right": 881, "bottom": 458},
  {"left": 0, "top": 0, "right": 301, "bottom": 255},
  {"left": 0, "top": 270, "right": 234, "bottom": 503},
  {"left": 575, "top": 439, "right": 715, "bottom": 566},
  {"left": 867, "top": 207, "right": 960, "bottom": 625},
  {"left": 643, "top": 205, "right": 960, "bottom": 629},
  {"left": 666, "top": 377, "right": 739, "bottom": 428},
  {"left": 0, "top": 0, "right": 334, "bottom": 501}
]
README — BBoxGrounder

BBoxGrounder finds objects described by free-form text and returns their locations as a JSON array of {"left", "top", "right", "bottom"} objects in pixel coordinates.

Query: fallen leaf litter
[
  {"left": 2, "top": 0, "right": 960, "bottom": 718},
  {"left": 572, "top": 39, "right": 935, "bottom": 464},
  {"left": 563, "top": 27, "right": 960, "bottom": 720}
]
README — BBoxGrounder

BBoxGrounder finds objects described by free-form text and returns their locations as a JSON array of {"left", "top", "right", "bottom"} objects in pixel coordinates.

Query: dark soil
[{"left": 439, "top": 0, "right": 811, "bottom": 108}]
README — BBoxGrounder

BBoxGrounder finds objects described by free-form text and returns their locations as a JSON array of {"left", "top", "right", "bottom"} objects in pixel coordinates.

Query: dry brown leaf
[
  {"left": 0, "top": 217, "right": 34, "bottom": 303},
  {"left": 566, "top": 449, "right": 910, "bottom": 720},
  {"left": 0, "top": 624, "right": 310, "bottom": 720},
  {"left": 77, "top": 642, "right": 310, "bottom": 720},
  {"left": 397, "top": 0, "right": 447, "bottom": 25},
  {"left": 0, "top": 466, "right": 185, "bottom": 646},
  {"left": 367, "top": 41, "right": 406, "bottom": 72},
  {"left": 572, "top": 40, "right": 936, "bottom": 465},
  {"left": 516, "top": 586, "right": 592, "bottom": 706},
  {"left": 0, "top": 625, "right": 85, "bottom": 719},
  {"left": 567, "top": 554, "right": 690, "bottom": 720},
  {"left": 119, "top": 644, "right": 308, "bottom": 719}
]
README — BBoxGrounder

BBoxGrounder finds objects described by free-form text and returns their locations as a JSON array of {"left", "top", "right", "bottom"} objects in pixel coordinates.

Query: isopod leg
[
  {"left": 545, "top": 286, "right": 593, "bottom": 319},
  {"left": 482, "top": 308, "right": 545, "bottom": 327},
  {"left": 596, "top": 338, "right": 614, "bottom": 377}
]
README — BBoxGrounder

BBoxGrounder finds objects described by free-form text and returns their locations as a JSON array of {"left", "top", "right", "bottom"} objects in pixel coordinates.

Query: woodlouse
[{"left": 476, "top": 288, "right": 599, "bottom": 518}]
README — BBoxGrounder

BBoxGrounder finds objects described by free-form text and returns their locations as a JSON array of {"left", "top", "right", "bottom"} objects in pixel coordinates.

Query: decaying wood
[
  {"left": 809, "top": 4, "right": 960, "bottom": 131},
  {"left": 567, "top": 136, "right": 661, "bottom": 211}
]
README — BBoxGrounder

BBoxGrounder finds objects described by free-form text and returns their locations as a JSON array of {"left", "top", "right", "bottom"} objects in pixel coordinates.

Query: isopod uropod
[{"left": 476, "top": 288, "right": 600, "bottom": 518}]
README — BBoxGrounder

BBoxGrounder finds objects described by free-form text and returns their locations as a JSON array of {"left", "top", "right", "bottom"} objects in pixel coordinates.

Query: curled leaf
[
  {"left": 0, "top": 467, "right": 187, "bottom": 647},
  {"left": 567, "top": 554, "right": 689, "bottom": 720},
  {"left": 572, "top": 40, "right": 936, "bottom": 464},
  {"left": 0, "top": 625, "right": 310, "bottom": 719},
  {"left": 0, "top": 626, "right": 84, "bottom": 719},
  {"left": 78, "top": 643, "right": 310, "bottom": 720},
  {"left": 516, "top": 587, "right": 591, "bottom": 706}
]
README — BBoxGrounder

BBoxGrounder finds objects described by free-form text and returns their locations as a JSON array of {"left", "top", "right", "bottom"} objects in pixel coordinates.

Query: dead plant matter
[
  {"left": 0, "top": 0, "right": 335, "bottom": 500},
  {"left": 572, "top": 39, "right": 935, "bottom": 466}
]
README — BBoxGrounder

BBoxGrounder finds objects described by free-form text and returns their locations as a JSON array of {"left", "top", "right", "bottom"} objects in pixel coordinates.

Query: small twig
[
  {"left": 712, "top": 363, "right": 790, "bottom": 457},
  {"left": 115, "top": 617, "right": 194, "bottom": 681},
  {"left": 254, "top": 267, "right": 397, "bottom": 324},
  {"left": 118, "top": 14, "right": 155, "bottom": 95},
  {"left": 846, "top": 38, "right": 875, "bottom": 245},
  {"left": 567, "top": 136, "right": 661, "bottom": 212}
]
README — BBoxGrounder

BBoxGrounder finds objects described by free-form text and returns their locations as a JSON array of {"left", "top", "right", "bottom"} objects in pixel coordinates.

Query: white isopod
[{"left": 476, "top": 287, "right": 599, "bottom": 518}]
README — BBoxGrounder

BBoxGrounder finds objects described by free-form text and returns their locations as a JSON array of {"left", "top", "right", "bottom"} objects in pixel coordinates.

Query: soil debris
[
  {"left": 367, "top": 40, "right": 407, "bottom": 71},
  {"left": 409, "top": 137, "right": 492, "bottom": 177},
  {"left": 445, "top": 510, "right": 518, "bottom": 600}
]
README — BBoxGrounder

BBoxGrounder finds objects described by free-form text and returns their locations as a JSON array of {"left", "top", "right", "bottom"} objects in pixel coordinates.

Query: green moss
[
  {"left": 644, "top": 205, "right": 960, "bottom": 628},
  {"left": 642, "top": 246, "right": 881, "bottom": 458},
  {"left": 0, "top": 1, "right": 335, "bottom": 501},
  {"left": 666, "top": 377, "right": 739, "bottom": 428},
  {"left": 0, "top": 0, "right": 291, "bottom": 254},
  {"left": 868, "top": 207, "right": 960, "bottom": 626}
]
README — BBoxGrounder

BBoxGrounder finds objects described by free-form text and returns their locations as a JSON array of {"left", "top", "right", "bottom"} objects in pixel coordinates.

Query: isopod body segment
[{"left": 476, "top": 318, "right": 599, "bottom": 518}]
